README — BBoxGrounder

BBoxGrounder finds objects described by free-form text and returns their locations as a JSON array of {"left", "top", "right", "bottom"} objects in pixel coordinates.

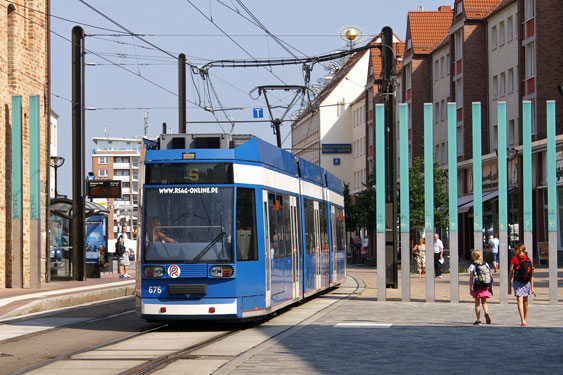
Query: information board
[
  {"left": 321, "top": 144, "right": 352, "bottom": 154},
  {"left": 87, "top": 180, "right": 122, "bottom": 198}
]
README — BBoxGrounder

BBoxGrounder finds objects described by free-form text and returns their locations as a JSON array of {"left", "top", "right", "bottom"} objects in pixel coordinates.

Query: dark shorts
[{"left": 492, "top": 252, "right": 499, "bottom": 264}]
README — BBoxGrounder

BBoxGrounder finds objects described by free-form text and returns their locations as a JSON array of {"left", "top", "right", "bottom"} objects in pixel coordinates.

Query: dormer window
[{"left": 456, "top": 1, "right": 463, "bottom": 15}]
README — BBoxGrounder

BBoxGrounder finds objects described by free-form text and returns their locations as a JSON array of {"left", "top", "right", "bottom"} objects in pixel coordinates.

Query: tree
[
  {"left": 408, "top": 156, "right": 449, "bottom": 234},
  {"left": 343, "top": 183, "right": 358, "bottom": 235},
  {"left": 354, "top": 170, "right": 377, "bottom": 234}
]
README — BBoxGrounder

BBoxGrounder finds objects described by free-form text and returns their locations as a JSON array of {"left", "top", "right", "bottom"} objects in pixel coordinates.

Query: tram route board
[{"left": 87, "top": 180, "right": 122, "bottom": 199}]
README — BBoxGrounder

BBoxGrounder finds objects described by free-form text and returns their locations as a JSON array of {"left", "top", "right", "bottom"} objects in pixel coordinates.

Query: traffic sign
[{"left": 253, "top": 108, "right": 264, "bottom": 118}]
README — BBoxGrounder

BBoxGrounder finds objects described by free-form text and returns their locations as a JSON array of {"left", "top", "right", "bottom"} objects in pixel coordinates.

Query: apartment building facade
[
  {"left": 91, "top": 137, "right": 142, "bottom": 242},
  {"left": 0, "top": 0, "right": 50, "bottom": 288}
]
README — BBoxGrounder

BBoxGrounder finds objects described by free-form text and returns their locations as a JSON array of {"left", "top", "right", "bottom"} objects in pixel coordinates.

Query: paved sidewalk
[
  {"left": 215, "top": 267, "right": 563, "bottom": 375},
  {"left": 0, "top": 271, "right": 135, "bottom": 321}
]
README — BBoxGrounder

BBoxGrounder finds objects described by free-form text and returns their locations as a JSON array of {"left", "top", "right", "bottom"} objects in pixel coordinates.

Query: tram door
[
  {"left": 290, "top": 196, "right": 300, "bottom": 299},
  {"left": 331, "top": 205, "right": 337, "bottom": 284},
  {"left": 313, "top": 201, "right": 321, "bottom": 290},
  {"left": 262, "top": 190, "right": 271, "bottom": 308}
]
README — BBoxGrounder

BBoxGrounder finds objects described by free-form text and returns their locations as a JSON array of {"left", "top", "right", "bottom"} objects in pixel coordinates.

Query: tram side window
[
  {"left": 236, "top": 188, "right": 258, "bottom": 261},
  {"left": 283, "top": 195, "right": 291, "bottom": 258},
  {"left": 319, "top": 202, "right": 329, "bottom": 252},
  {"left": 304, "top": 199, "right": 315, "bottom": 254},
  {"left": 335, "top": 207, "right": 345, "bottom": 250},
  {"left": 268, "top": 193, "right": 278, "bottom": 259}
]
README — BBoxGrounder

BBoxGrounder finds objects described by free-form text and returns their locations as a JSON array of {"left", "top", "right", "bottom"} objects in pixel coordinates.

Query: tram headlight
[
  {"left": 144, "top": 266, "right": 165, "bottom": 278},
  {"left": 209, "top": 265, "right": 234, "bottom": 278}
]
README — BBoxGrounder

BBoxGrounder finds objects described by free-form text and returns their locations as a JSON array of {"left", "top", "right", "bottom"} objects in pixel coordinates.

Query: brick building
[{"left": 0, "top": 0, "right": 50, "bottom": 288}]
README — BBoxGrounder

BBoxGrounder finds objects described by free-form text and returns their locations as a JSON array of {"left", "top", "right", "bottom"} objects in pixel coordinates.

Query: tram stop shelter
[{"left": 49, "top": 198, "right": 110, "bottom": 280}]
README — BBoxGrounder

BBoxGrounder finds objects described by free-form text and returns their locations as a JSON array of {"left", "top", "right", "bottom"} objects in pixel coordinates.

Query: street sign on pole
[{"left": 253, "top": 108, "right": 264, "bottom": 118}]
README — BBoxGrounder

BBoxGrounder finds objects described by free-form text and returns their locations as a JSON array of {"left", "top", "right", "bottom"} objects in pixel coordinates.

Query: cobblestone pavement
[{"left": 216, "top": 266, "right": 563, "bottom": 374}]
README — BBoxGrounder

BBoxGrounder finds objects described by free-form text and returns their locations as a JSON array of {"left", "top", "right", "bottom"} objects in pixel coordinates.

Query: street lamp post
[{"left": 50, "top": 156, "right": 65, "bottom": 198}]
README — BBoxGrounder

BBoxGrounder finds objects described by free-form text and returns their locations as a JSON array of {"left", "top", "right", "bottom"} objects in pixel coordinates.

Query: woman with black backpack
[
  {"left": 509, "top": 243, "right": 536, "bottom": 327},
  {"left": 469, "top": 250, "right": 492, "bottom": 325}
]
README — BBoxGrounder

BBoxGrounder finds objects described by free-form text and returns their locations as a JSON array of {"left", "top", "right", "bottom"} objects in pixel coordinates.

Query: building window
[
  {"left": 508, "top": 68, "right": 514, "bottom": 93},
  {"left": 455, "top": 31, "right": 463, "bottom": 61},
  {"left": 441, "top": 142, "right": 446, "bottom": 164},
  {"left": 492, "top": 125, "right": 498, "bottom": 150},
  {"left": 115, "top": 157, "right": 129, "bottom": 163},
  {"left": 407, "top": 39, "right": 412, "bottom": 50},
  {"left": 499, "top": 22, "right": 505, "bottom": 46},
  {"left": 508, "top": 120, "right": 516, "bottom": 146},
  {"left": 123, "top": 182, "right": 130, "bottom": 189},
  {"left": 406, "top": 64, "right": 412, "bottom": 89},
  {"left": 492, "top": 26, "right": 497, "bottom": 49},
  {"left": 115, "top": 169, "right": 130, "bottom": 176},
  {"left": 98, "top": 156, "right": 108, "bottom": 164},
  {"left": 446, "top": 54, "right": 450, "bottom": 75},
  {"left": 493, "top": 75, "right": 498, "bottom": 99},
  {"left": 435, "top": 102, "right": 440, "bottom": 123},
  {"left": 440, "top": 57, "right": 445, "bottom": 77},
  {"left": 456, "top": 79, "right": 463, "bottom": 108},
  {"left": 434, "top": 60, "right": 439, "bottom": 80},
  {"left": 456, "top": 1, "right": 463, "bottom": 15},
  {"left": 441, "top": 100, "right": 446, "bottom": 121},
  {"left": 457, "top": 125, "right": 463, "bottom": 156},
  {"left": 526, "top": 43, "right": 535, "bottom": 78},
  {"left": 526, "top": 0, "right": 535, "bottom": 20},
  {"left": 99, "top": 169, "right": 108, "bottom": 177},
  {"left": 132, "top": 157, "right": 139, "bottom": 167},
  {"left": 507, "top": 17, "right": 513, "bottom": 41},
  {"left": 500, "top": 72, "right": 506, "bottom": 97}
]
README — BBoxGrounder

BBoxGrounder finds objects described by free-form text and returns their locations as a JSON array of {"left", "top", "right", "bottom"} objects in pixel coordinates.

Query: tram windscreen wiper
[{"left": 191, "top": 231, "right": 226, "bottom": 263}]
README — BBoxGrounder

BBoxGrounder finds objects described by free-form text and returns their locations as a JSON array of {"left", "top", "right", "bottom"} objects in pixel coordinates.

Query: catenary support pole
[
  {"left": 424, "top": 104, "right": 434, "bottom": 302},
  {"left": 546, "top": 101, "right": 558, "bottom": 305},
  {"left": 448, "top": 103, "right": 459, "bottom": 303},
  {"left": 472, "top": 103, "right": 483, "bottom": 253},
  {"left": 72, "top": 26, "right": 86, "bottom": 281},
  {"left": 376, "top": 104, "right": 386, "bottom": 301},
  {"left": 399, "top": 104, "right": 410, "bottom": 301},
  {"left": 178, "top": 53, "right": 186, "bottom": 133},
  {"left": 497, "top": 102, "right": 509, "bottom": 304}
]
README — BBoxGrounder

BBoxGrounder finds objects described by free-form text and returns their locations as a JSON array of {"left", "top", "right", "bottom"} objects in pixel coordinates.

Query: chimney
[
  {"left": 417, "top": 6, "right": 424, "bottom": 11},
  {"left": 439, "top": 6, "right": 452, "bottom": 12}
]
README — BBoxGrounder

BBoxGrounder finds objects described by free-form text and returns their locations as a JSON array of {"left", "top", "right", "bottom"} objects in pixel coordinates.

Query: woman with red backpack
[{"left": 508, "top": 243, "right": 536, "bottom": 327}]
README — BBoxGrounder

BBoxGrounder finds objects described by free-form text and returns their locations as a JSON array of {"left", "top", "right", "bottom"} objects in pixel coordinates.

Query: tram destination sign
[
  {"left": 321, "top": 143, "right": 352, "bottom": 154},
  {"left": 87, "top": 180, "right": 122, "bottom": 199}
]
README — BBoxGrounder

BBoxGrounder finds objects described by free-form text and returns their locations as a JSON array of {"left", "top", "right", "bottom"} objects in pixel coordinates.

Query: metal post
[
  {"left": 424, "top": 104, "right": 434, "bottom": 302},
  {"left": 472, "top": 103, "right": 483, "bottom": 253},
  {"left": 497, "top": 102, "right": 509, "bottom": 304},
  {"left": 29, "top": 96, "right": 41, "bottom": 288},
  {"left": 72, "top": 26, "right": 86, "bottom": 281},
  {"left": 448, "top": 103, "right": 459, "bottom": 303},
  {"left": 376, "top": 104, "right": 386, "bottom": 301},
  {"left": 11, "top": 96, "right": 23, "bottom": 288},
  {"left": 522, "top": 101, "right": 533, "bottom": 274},
  {"left": 382, "top": 26, "right": 398, "bottom": 289},
  {"left": 546, "top": 101, "right": 558, "bottom": 304},
  {"left": 178, "top": 53, "right": 186, "bottom": 133},
  {"left": 399, "top": 104, "right": 410, "bottom": 301}
]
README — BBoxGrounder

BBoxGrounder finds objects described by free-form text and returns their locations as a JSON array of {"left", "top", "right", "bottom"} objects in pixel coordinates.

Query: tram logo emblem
[{"left": 168, "top": 264, "right": 181, "bottom": 278}]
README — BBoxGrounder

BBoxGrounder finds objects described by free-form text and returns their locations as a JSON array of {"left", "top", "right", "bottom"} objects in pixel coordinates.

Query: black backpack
[
  {"left": 115, "top": 235, "right": 125, "bottom": 257},
  {"left": 473, "top": 262, "right": 493, "bottom": 288},
  {"left": 514, "top": 256, "right": 534, "bottom": 283}
]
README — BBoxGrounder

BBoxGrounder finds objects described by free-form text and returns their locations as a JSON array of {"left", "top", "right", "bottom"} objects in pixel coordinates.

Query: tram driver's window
[{"left": 236, "top": 188, "right": 258, "bottom": 261}]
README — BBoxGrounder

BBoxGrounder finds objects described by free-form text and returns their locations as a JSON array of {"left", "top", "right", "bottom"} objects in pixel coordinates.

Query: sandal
[
  {"left": 521, "top": 323, "right": 527, "bottom": 327},
  {"left": 473, "top": 320, "right": 481, "bottom": 325},
  {"left": 485, "top": 314, "right": 491, "bottom": 324}
]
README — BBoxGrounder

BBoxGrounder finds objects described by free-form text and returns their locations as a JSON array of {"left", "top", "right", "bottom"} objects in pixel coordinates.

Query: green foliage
[
  {"left": 409, "top": 156, "right": 449, "bottom": 234},
  {"left": 343, "top": 183, "right": 358, "bottom": 232},
  {"left": 355, "top": 169, "right": 377, "bottom": 232}
]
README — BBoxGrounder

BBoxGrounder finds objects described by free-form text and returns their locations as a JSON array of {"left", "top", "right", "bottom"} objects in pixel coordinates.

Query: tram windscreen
[{"left": 143, "top": 187, "right": 233, "bottom": 263}]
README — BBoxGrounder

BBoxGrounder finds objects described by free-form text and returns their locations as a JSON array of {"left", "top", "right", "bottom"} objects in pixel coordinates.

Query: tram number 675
[{"left": 148, "top": 286, "right": 162, "bottom": 294}]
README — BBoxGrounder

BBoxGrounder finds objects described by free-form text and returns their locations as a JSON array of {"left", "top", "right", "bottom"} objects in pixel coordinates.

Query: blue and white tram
[{"left": 136, "top": 134, "right": 346, "bottom": 321}]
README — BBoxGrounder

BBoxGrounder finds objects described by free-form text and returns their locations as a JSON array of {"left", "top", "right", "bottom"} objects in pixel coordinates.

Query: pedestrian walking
[
  {"left": 469, "top": 250, "right": 492, "bottom": 325},
  {"left": 508, "top": 243, "right": 536, "bottom": 327},
  {"left": 488, "top": 232, "right": 500, "bottom": 272},
  {"left": 412, "top": 238, "right": 426, "bottom": 278},
  {"left": 117, "top": 224, "right": 131, "bottom": 278},
  {"left": 433, "top": 233, "right": 444, "bottom": 278}
]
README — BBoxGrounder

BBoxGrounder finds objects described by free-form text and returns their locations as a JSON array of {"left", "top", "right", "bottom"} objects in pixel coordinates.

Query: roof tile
[
  {"left": 408, "top": 10, "right": 453, "bottom": 54},
  {"left": 464, "top": 0, "right": 502, "bottom": 18}
]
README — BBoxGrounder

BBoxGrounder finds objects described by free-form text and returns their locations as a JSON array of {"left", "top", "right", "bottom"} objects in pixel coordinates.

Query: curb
[{"left": 0, "top": 285, "right": 136, "bottom": 321}]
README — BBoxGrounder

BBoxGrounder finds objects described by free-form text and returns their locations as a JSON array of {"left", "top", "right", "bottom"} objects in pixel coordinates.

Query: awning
[
  {"left": 50, "top": 198, "right": 109, "bottom": 219},
  {"left": 457, "top": 187, "right": 516, "bottom": 214}
]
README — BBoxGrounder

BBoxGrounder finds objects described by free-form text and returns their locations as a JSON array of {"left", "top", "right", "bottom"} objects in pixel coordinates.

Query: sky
[{"left": 50, "top": 0, "right": 451, "bottom": 197}]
